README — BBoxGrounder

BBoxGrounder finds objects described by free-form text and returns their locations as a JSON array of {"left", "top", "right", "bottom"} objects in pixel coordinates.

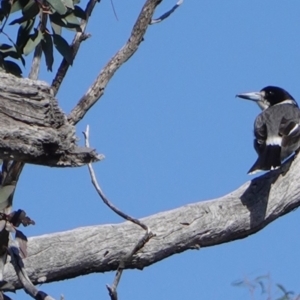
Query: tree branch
[
  {"left": 68, "top": 0, "right": 164, "bottom": 125},
  {"left": 28, "top": 13, "right": 47, "bottom": 80},
  {"left": 51, "top": 0, "right": 100, "bottom": 96},
  {"left": 2, "top": 154, "right": 300, "bottom": 289}
]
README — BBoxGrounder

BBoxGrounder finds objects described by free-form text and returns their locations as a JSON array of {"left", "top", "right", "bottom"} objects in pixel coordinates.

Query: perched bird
[{"left": 237, "top": 86, "right": 300, "bottom": 174}]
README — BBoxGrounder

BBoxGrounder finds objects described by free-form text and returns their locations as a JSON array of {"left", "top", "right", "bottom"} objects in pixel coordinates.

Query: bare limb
[
  {"left": 51, "top": 0, "right": 100, "bottom": 95},
  {"left": 83, "top": 125, "right": 154, "bottom": 299},
  {"left": 3, "top": 154, "right": 300, "bottom": 288},
  {"left": 151, "top": 0, "right": 183, "bottom": 24},
  {"left": 68, "top": 0, "right": 164, "bottom": 125}
]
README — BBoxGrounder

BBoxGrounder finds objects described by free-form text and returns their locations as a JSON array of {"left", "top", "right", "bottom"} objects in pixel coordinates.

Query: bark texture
[
  {"left": 0, "top": 73, "right": 102, "bottom": 167},
  {"left": 2, "top": 155, "right": 299, "bottom": 290}
]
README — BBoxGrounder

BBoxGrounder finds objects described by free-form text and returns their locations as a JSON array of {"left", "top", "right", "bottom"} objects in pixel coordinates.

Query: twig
[
  {"left": 51, "top": 0, "right": 100, "bottom": 95},
  {"left": 28, "top": 13, "right": 47, "bottom": 80},
  {"left": 8, "top": 244, "right": 56, "bottom": 300},
  {"left": 83, "top": 126, "right": 150, "bottom": 231},
  {"left": 106, "top": 229, "right": 153, "bottom": 300},
  {"left": 68, "top": 0, "right": 164, "bottom": 125},
  {"left": 110, "top": 0, "right": 119, "bottom": 21},
  {"left": 150, "top": 0, "right": 183, "bottom": 24},
  {"left": 83, "top": 125, "right": 154, "bottom": 299},
  {"left": 28, "top": 44, "right": 42, "bottom": 80}
]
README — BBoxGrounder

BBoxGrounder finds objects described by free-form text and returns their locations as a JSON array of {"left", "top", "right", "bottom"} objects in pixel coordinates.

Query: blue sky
[{"left": 7, "top": 0, "right": 300, "bottom": 299}]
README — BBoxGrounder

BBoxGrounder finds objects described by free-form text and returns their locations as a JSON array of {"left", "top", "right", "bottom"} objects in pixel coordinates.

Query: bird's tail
[{"left": 248, "top": 145, "right": 281, "bottom": 174}]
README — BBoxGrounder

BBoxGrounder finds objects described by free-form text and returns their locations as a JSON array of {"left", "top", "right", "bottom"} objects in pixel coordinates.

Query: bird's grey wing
[
  {"left": 279, "top": 116, "right": 300, "bottom": 147},
  {"left": 253, "top": 115, "right": 267, "bottom": 155}
]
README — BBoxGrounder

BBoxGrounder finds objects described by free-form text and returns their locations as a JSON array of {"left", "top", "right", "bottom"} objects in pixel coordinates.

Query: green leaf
[
  {"left": 22, "top": 0, "right": 39, "bottom": 19},
  {"left": 23, "top": 28, "right": 43, "bottom": 55},
  {"left": 0, "top": 185, "right": 15, "bottom": 210},
  {"left": 64, "top": 12, "right": 80, "bottom": 26},
  {"left": 10, "top": 0, "right": 22, "bottom": 13},
  {"left": 50, "top": 20, "right": 61, "bottom": 35},
  {"left": 74, "top": 5, "right": 86, "bottom": 19},
  {"left": 1, "top": 0, "right": 12, "bottom": 15},
  {"left": 0, "top": 8, "right": 6, "bottom": 23},
  {"left": 18, "top": 0, "right": 30, "bottom": 8},
  {"left": 16, "top": 18, "right": 35, "bottom": 49},
  {"left": 9, "top": 15, "right": 27, "bottom": 25},
  {"left": 53, "top": 34, "right": 73, "bottom": 65},
  {"left": 50, "top": 12, "right": 80, "bottom": 30},
  {"left": 41, "top": 31, "right": 53, "bottom": 71},
  {"left": 0, "top": 44, "right": 24, "bottom": 65},
  {"left": 4, "top": 60, "right": 22, "bottom": 77},
  {"left": 61, "top": 0, "right": 73, "bottom": 9},
  {"left": 46, "top": 0, "right": 67, "bottom": 15}
]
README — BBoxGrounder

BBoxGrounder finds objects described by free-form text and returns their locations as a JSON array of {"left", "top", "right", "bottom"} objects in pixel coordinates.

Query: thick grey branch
[
  {"left": 2, "top": 154, "right": 300, "bottom": 289},
  {"left": 68, "top": 0, "right": 163, "bottom": 125}
]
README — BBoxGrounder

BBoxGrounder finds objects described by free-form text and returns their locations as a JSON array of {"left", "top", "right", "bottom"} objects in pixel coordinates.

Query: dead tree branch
[
  {"left": 2, "top": 154, "right": 300, "bottom": 289},
  {"left": 68, "top": 0, "right": 168, "bottom": 125}
]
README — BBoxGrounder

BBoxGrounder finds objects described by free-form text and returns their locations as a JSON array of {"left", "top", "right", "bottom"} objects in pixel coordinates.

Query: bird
[{"left": 236, "top": 86, "right": 300, "bottom": 174}]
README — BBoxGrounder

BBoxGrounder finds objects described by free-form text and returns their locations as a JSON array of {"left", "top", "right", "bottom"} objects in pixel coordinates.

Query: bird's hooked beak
[
  {"left": 236, "top": 91, "right": 263, "bottom": 102},
  {"left": 236, "top": 91, "right": 268, "bottom": 110}
]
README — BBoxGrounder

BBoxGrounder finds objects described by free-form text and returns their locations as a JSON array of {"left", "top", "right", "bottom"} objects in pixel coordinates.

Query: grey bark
[
  {"left": 0, "top": 73, "right": 102, "bottom": 167},
  {"left": 2, "top": 155, "right": 299, "bottom": 290}
]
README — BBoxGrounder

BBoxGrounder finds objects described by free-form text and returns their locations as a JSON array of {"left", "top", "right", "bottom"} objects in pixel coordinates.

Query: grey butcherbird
[{"left": 237, "top": 86, "right": 300, "bottom": 174}]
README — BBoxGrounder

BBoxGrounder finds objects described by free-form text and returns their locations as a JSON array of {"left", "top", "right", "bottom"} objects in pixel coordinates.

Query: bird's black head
[
  {"left": 237, "top": 86, "right": 298, "bottom": 110},
  {"left": 260, "top": 86, "right": 296, "bottom": 106}
]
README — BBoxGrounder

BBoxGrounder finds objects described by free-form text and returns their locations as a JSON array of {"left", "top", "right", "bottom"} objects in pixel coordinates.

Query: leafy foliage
[{"left": 0, "top": 0, "right": 86, "bottom": 75}]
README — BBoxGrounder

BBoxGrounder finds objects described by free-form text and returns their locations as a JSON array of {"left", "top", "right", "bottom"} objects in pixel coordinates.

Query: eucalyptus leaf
[
  {"left": 53, "top": 34, "right": 73, "bottom": 65},
  {"left": 46, "top": 0, "right": 67, "bottom": 15},
  {"left": 50, "top": 12, "right": 80, "bottom": 30},
  {"left": 16, "top": 18, "right": 35, "bottom": 49},
  {"left": 41, "top": 31, "right": 53, "bottom": 71},
  {"left": 23, "top": 28, "right": 43, "bottom": 55},
  {"left": 4, "top": 60, "right": 22, "bottom": 77},
  {"left": 50, "top": 20, "right": 61, "bottom": 35},
  {"left": 49, "top": 13, "right": 67, "bottom": 27},
  {"left": 61, "top": 0, "right": 73, "bottom": 9},
  {"left": 18, "top": 0, "right": 30, "bottom": 8},
  {"left": 0, "top": 8, "right": 5, "bottom": 23},
  {"left": 0, "top": 45, "right": 22, "bottom": 61},
  {"left": 1, "top": 0, "right": 12, "bottom": 16},
  {"left": 22, "top": 0, "right": 39, "bottom": 19},
  {"left": 10, "top": 0, "right": 22, "bottom": 13},
  {"left": 0, "top": 185, "right": 15, "bottom": 210},
  {"left": 9, "top": 15, "right": 27, "bottom": 25},
  {"left": 74, "top": 5, "right": 86, "bottom": 19},
  {"left": 15, "top": 230, "right": 28, "bottom": 258},
  {"left": 64, "top": 12, "right": 80, "bottom": 26}
]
